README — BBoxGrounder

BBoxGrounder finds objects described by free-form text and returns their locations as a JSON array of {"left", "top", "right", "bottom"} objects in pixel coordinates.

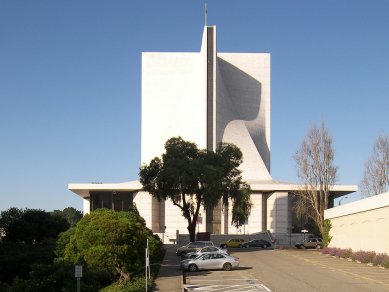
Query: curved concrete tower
[{"left": 142, "top": 26, "right": 271, "bottom": 181}]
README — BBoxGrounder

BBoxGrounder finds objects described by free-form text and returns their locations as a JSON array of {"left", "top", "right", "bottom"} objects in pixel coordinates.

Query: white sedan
[{"left": 181, "top": 252, "right": 239, "bottom": 272}]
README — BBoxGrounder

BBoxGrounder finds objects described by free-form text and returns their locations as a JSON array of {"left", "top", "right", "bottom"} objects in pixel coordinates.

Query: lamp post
[
  {"left": 197, "top": 213, "right": 202, "bottom": 233},
  {"left": 338, "top": 195, "right": 348, "bottom": 206}
]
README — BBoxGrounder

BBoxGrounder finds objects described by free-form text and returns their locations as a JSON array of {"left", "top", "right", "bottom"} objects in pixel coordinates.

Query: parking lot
[
  {"left": 183, "top": 248, "right": 389, "bottom": 292},
  {"left": 185, "top": 269, "right": 271, "bottom": 291}
]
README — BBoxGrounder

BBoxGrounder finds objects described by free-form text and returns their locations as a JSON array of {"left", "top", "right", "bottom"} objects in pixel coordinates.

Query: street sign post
[
  {"left": 75, "top": 265, "right": 83, "bottom": 292},
  {"left": 301, "top": 229, "right": 308, "bottom": 242}
]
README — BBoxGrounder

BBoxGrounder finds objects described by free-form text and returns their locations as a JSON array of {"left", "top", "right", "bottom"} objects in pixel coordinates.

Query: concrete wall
[
  {"left": 246, "top": 193, "right": 264, "bottom": 233},
  {"left": 141, "top": 52, "right": 206, "bottom": 164},
  {"left": 325, "top": 192, "right": 389, "bottom": 254},
  {"left": 83, "top": 198, "right": 90, "bottom": 215},
  {"left": 133, "top": 191, "right": 153, "bottom": 230},
  {"left": 267, "top": 191, "right": 289, "bottom": 234},
  {"left": 217, "top": 53, "right": 271, "bottom": 181}
]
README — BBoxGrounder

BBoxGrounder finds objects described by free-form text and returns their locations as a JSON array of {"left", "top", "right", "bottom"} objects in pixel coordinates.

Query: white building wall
[
  {"left": 217, "top": 53, "right": 271, "bottom": 181},
  {"left": 247, "top": 193, "right": 263, "bottom": 234},
  {"left": 133, "top": 191, "right": 153, "bottom": 230},
  {"left": 164, "top": 197, "right": 207, "bottom": 239},
  {"left": 325, "top": 192, "right": 389, "bottom": 254},
  {"left": 141, "top": 52, "right": 206, "bottom": 164},
  {"left": 83, "top": 198, "right": 90, "bottom": 215},
  {"left": 267, "top": 191, "right": 288, "bottom": 234}
]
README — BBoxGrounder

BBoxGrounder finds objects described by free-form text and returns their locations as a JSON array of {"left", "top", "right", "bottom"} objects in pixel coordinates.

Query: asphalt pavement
[{"left": 153, "top": 244, "right": 182, "bottom": 292}]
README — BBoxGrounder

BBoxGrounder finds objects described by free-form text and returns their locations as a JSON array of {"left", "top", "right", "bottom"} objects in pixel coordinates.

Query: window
[{"left": 201, "top": 254, "right": 212, "bottom": 260}]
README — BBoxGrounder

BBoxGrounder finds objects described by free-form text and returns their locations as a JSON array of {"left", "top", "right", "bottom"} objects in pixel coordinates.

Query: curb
[{"left": 181, "top": 267, "right": 186, "bottom": 292}]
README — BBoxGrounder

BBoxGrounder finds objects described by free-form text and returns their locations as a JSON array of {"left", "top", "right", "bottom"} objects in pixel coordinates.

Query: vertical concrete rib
[{"left": 206, "top": 26, "right": 214, "bottom": 151}]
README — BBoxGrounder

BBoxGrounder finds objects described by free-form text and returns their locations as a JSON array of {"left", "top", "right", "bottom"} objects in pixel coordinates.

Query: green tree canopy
[
  {"left": 51, "top": 207, "right": 83, "bottom": 227},
  {"left": 0, "top": 207, "right": 24, "bottom": 237},
  {"left": 60, "top": 209, "right": 161, "bottom": 282},
  {"left": 139, "top": 137, "right": 252, "bottom": 242},
  {"left": 0, "top": 208, "right": 69, "bottom": 244}
]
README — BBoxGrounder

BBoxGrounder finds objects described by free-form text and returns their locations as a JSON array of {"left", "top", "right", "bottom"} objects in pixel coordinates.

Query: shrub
[
  {"left": 383, "top": 258, "right": 389, "bottom": 269},
  {"left": 322, "top": 247, "right": 340, "bottom": 257},
  {"left": 322, "top": 247, "right": 389, "bottom": 269},
  {"left": 372, "top": 253, "right": 389, "bottom": 267},
  {"left": 101, "top": 277, "right": 153, "bottom": 292},
  {"left": 373, "top": 253, "right": 385, "bottom": 266},
  {"left": 336, "top": 248, "right": 352, "bottom": 259},
  {"left": 351, "top": 251, "right": 376, "bottom": 263},
  {"left": 322, "top": 219, "right": 333, "bottom": 247}
]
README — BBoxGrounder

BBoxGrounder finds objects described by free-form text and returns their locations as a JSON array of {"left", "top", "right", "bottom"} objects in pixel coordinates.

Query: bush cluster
[{"left": 322, "top": 247, "right": 389, "bottom": 268}]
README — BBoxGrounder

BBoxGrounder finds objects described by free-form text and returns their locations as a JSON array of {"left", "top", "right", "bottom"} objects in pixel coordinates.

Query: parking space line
[
  {"left": 184, "top": 275, "right": 272, "bottom": 291},
  {"left": 189, "top": 279, "right": 260, "bottom": 282}
]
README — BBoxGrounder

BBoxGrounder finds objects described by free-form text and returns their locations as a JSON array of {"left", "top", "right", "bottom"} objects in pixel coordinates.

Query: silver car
[
  {"left": 181, "top": 252, "right": 239, "bottom": 272},
  {"left": 176, "top": 241, "right": 215, "bottom": 256},
  {"left": 186, "top": 246, "right": 228, "bottom": 259}
]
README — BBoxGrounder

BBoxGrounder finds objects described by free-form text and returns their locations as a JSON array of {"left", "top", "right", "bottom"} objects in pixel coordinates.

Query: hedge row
[{"left": 322, "top": 247, "right": 389, "bottom": 268}]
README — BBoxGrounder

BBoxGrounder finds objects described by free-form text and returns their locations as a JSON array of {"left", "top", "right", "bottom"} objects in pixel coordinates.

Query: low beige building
[{"left": 325, "top": 192, "right": 389, "bottom": 254}]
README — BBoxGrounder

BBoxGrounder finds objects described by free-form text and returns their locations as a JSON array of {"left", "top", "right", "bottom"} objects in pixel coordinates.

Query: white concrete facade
[
  {"left": 141, "top": 27, "right": 270, "bottom": 180},
  {"left": 141, "top": 52, "right": 207, "bottom": 164},
  {"left": 325, "top": 192, "right": 389, "bottom": 254},
  {"left": 68, "top": 26, "right": 358, "bottom": 242}
]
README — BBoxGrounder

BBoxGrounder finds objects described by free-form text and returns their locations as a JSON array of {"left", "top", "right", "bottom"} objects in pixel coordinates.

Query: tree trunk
[
  {"left": 188, "top": 221, "right": 196, "bottom": 242},
  {"left": 115, "top": 266, "right": 131, "bottom": 281}
]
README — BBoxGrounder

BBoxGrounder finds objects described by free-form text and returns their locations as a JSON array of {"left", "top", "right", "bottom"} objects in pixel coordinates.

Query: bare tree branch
[
  {"left": 293, "top": 122, "right": 337, "bottom": 236},
  {"left": 360, "top": 134, "right": 389, "bottom": 197}
]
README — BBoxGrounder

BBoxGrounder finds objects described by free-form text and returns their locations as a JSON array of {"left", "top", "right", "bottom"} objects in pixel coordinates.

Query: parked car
[
  {"left": 242, "top": 239, "right": 271, "bottom": 248},
  {"left": 176, "top": 241, "right": 214, "bottom": 256},
  {"left": 186, "top": 246, "right": 228, "bottom": 259},
  {"left": 295, "top": 238, "right": 323, "bottom": 249},
  {"left": 181, "top": 252, "right": 239, "bottom": 272},
  {"left": 220, "top": 238, "right": 245, "bottom": 248}
]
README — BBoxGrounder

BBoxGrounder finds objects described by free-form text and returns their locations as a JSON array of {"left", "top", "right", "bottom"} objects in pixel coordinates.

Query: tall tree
[
  {"left": 360, "top": 134, "right": 389, "bottom": 197},
  {"left": 139, "top": 137, "right": 252, "bottom": 242},
  {"left": 293, "top": 122, "right": 338, "bottom": 237}
]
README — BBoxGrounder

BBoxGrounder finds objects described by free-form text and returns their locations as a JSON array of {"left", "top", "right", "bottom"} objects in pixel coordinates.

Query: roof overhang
[
  {"left": 69, "top": 179, "right": 357, "bottom": 199},
  {"left": 248, "top": 179, "right": 357, "bottom": 198},
  {"left": 68, "top": 180, "right": 142, "bottom": 198}
]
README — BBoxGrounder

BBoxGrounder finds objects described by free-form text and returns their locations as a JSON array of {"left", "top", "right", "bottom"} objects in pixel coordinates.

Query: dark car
[
  {"left": 176, "top": 241, "right": 214, "bottom": 256},
  {"left": 242, "top": 239, "right": 271, "bottom": 248},
  {"left": 295, "top": 238, "right": 323, "bottom": 249}
]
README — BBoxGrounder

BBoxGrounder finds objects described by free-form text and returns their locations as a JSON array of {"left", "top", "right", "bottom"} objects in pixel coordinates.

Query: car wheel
[
  {"left": 223, "top": 263, "right": 232, "bottom": 271},
  {"left": 316, "top": 245, "right": 322, "bottom": 249},
  {"left": 238, "top": 244, "right": 242, "bottom": 248},
  {"left": 263, "top": 245, "right": 268, "bottom": 248},
  {"left": 221, "top": 244, "right": 227, "bottom": 249},
  {"left": 188, "top": 264, "right": 198, "bottom": 272}
]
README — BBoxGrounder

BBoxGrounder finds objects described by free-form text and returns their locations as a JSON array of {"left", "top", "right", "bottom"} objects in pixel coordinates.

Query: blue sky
[{"left": 1, "top": 1, "right": 388, "bottom": 212}]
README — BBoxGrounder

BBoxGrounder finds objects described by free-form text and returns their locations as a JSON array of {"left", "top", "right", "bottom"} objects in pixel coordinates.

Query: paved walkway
[{"left": 153, "top": 244, "right": 182, "bottom": 291}]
